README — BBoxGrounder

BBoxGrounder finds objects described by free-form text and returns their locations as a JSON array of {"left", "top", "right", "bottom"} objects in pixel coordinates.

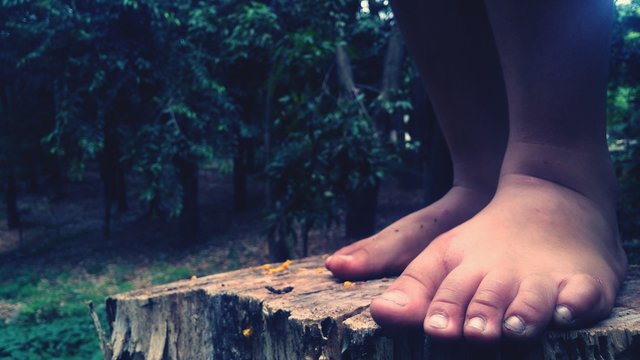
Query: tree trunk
[
  {"left": 27, "top": 165, "right": 39, "bottom": 192},
  {"left": 380, "top": 27, "right": 406, "bottom": 147},
  {"left": 116, "top": 165, "right": 128, "bottom": 212},
  {"left": 245, "top": 138, "right": 256, "bottom": 174},
  {"left": 265, "top": 60, "right": 281, "bottom": 260},
  {"left": 336, "top": 45, "right": 381, "bottom": 241},
  {"left": 99, "top": 124, "right": 118, "bottom": 239},
  {"left": 106, "top": 258, "right": 640, "bottom": 360},
  {"left": 46, "top": 156, "right": 67, "bottom": 201},
  {"left": 336, "top": 45, "right": 357, "bottom": 99},
  {"left": 301, "top": 220, "right": 313, "bottom": 257},
  {"left": 5, "top": 169, "right": 20, "bottom": 230},
  {"left": 98, "top": 75, "right": 131, "bottom": 237},
  {"left": 233, "top": 137, "right": 248, "bottom": 212},
  {"left": 268, "top": 230, "right": 292, "bottom": 262},
  {"left": 345, "top": 182, "right": 379, "bottom": 240},
  {"left": 176, "top": 157, "right": 199, "bottom": 247}
]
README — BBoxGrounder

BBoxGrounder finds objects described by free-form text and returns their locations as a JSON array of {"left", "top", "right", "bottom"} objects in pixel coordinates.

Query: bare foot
[
  {"left": 370, "top": 173, "right": 628, "bottom": 341},
  {"left": 325, "top": 185, "right": 494, "bottom": 280}
]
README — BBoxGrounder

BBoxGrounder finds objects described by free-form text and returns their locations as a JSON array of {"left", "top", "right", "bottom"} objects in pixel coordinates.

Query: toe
[
  {"left": 502, "top": 275, "right": 558, "bottom": 339},
  {"left": 370, "top": 245, "right": 447, "bottom": 329},
  {"left": 326, "top": 218, "right": 430, "bottom": 280},
  {"left": 423, "top": 265, "right": 485, "bottom": 339},
  {"left": 325, "top": 240, "right": 372, "bottom": 279},
  {"left": 464, "top": 271, "right": 519, "bottom": 342},
  {"left": 554, "top": 273, "right": 611, "bottom": 328}
]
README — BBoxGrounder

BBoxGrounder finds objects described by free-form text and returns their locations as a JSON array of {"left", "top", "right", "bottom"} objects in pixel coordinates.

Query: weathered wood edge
[{"left": 106, "top": 257, "right": 640, "bottom": 360}]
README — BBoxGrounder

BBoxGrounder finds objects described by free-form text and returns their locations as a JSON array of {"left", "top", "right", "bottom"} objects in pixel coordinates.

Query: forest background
[{"left": 1, "top": 0, "right": 639, "bottom": 359}]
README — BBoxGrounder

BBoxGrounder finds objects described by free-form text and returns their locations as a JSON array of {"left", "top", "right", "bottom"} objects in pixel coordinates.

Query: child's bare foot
[
  {"left": 325, "top": 184, "right": 494, "bottom": 280},
  {"left": 370, "top": 167, "right": 627, "bottom": 341}
]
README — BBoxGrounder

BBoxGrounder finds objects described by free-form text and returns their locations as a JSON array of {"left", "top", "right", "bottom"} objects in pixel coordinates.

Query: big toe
[
  {"left": 423, "top": 266, "right": 485, "bottom": 340},
  {"left": 370, "top": 248, "right": 447, "bottom": 328},
  {"left": 326, "top": 232, "right": 424, "bottom": 280},
  {"left": 325, "top": 242, "right": 368, "bottom": 279},
  {"left": 325, "top": 239, "right": 404, "bottom": 280}
]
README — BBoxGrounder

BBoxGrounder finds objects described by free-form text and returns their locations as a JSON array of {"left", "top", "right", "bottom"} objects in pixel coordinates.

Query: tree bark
[
  {"left": 176, "top": 157, "right": 199, "bottom": 247},
  {"left": 106, "top": 257, "right": 640, "bottom": 360}
]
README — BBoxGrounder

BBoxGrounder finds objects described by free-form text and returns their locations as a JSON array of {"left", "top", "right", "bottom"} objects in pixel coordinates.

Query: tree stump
[{"left": 106, "top": 256, "right": 640, "bottom": 360}]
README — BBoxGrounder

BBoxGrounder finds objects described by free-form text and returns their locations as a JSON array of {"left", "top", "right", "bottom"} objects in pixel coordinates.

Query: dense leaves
[
  {"left": 0, "top": 0, "right": 410, "bottom": 252},
  {"left": 609, "top": 1, "right": 640, "bottom": 239},
  {"left": 1, "top": 0, "right": 639, "bottom": 252}
]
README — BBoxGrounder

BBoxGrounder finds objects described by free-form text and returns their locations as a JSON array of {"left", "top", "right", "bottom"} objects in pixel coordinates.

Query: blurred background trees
[
  {"left": 609, "top": 0, "right": 640, "bottom": 240},
  {"left": 1, "top": 0, "right": 639, "bottom": 260},
  {"left": 1, "top": 2, "right": 639, "bottom": 358}
]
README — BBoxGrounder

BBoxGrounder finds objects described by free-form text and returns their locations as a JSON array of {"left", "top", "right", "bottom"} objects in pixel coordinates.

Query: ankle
[
  {"left": 501, "top": 141, "right": 618, "bottom": 217},
  {"left": 452, "top": 159, "right": 502, "bottom": 195}
]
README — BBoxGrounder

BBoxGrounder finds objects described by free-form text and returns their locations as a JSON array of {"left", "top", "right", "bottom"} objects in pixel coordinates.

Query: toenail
[
  {"left": 334, "top": 254, "right": 353, "bottom": 262},
  {"left": 380, "top": 291, "right": 410, "bottom": 307},
  {"left": 427, "top": 314, "right": 449, "bottom": 329},
  {"left": 554, "top": 305, "right": 575, "bottom": 325},
  {"left": 504, "top": 315, "right": 526, "bottom": 335},
  {"left": 467, "top": 317, "right": 486, "bottom": 332}
]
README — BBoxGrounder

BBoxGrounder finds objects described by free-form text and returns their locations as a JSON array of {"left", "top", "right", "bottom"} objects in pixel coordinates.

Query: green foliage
[
  {"left": 0, "top": 250, "right": 205, "bottom": 360},
  {"left": 260, "top": 0, "right": 404, "bottom": 252},
  {"left": 609, "top": 1, "right": 640, "bottom": 239},
  {"left": 0, "top": 265, "right": 122, "bottom": 360},
  {"left": 1, "top": 0, "right": 246, "bottom": 215},
  {"left": 151, "top": 265, "right": 192, "bottom": 285},
  {"left": 0, "top": 0, "right": 409, "bottom": 252},
  {"left": 0, "top": 317, "right": 102, "bottom": 360}
]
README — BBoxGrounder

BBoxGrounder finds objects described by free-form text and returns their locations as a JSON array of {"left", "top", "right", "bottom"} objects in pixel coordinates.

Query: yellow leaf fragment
[
  {"left": 190, "top": 275, "right": 197, "bottom": 281},
  {"left": 242, "top": 328, "right": 252, "bottom": 337},
  {"left": 265, "top": 259, "right": 294, "bottom": 275},
  {"left": 255, "top": 263, "right": 273, "bottom": 271},
  {"left": 314, "top": 267, "right": 325, "bottom": 273},
  {"left": 343, "top": 281, "right": 355, "bottom": 287}
]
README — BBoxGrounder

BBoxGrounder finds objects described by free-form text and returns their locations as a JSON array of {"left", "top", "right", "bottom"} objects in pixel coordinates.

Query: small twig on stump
[{"left": 88, "top": 301, "right": 112, "bottom": 359}]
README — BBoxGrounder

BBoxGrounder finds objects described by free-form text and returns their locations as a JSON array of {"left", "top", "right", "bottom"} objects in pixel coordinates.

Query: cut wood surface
[{"left": 106, "top": 256, "right": 640, "bottom": 360}]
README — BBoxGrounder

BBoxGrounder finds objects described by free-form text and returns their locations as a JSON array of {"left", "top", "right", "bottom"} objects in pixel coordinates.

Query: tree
[{"left": 608, "top": 0, "right": 640, "bottom": 239}]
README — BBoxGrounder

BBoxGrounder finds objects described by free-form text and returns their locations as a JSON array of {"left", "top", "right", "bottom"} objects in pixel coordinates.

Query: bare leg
[
  {"left": 370, "top": 0, "right": 628, "bottom": 341},
  {"left": 326, "top": 0, "right": 508, "bottom": 280}
]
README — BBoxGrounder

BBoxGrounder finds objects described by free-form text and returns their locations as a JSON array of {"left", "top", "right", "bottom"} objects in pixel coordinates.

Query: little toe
[
  {"left": 554, "top": 273, "right": 612, "bottom": 328},
  {"left": 503, "top": 275, "right": 558, "bottom": 339},
  {"left": 464, "top": 272, "right": 519, "bottom": 342},
  {"left": 423, "top": 266, "right": 485, "bottom": 339},
  {"left": 370, "top": 247, "right": 447, "bottom": 329}
]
